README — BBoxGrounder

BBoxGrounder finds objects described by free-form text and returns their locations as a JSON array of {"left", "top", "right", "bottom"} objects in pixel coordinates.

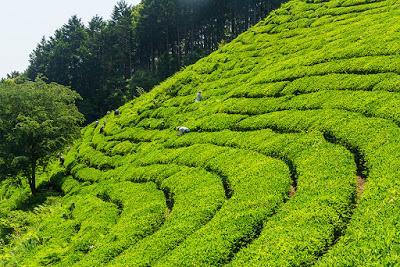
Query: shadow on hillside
[{"left": 16, "top": 171, "right": 65, "bottom": 212}]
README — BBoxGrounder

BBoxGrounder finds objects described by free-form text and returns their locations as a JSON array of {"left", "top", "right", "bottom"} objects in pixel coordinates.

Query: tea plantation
[{"left": 1, "top": 0, "right": 400, "bottom": 265}]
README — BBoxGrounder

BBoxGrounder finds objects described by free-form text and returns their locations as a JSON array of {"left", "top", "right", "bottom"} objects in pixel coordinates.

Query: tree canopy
[{"left": 0, "top": 80, "right": 84, "bottom": 194}]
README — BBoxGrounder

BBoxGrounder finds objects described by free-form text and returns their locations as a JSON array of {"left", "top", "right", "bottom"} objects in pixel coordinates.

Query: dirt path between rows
[{"left": 357, "top": 176, "right": 366, "bottom": 201}]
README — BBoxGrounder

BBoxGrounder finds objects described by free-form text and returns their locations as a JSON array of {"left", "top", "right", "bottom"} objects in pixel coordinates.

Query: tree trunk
[
  {"left": 28, "top": 162, "right": 37, "bottom": 195},
  {"left": 177, "top": 21, "right": 181, "bottom": 68}
]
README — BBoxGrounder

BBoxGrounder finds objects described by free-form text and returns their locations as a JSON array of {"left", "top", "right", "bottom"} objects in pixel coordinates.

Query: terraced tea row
[
  {"left": 69, "top": 142, "right": 291, "bottom": 265},
  {"left": 54, "top": 120, "right": 357, "bottom": 265}
]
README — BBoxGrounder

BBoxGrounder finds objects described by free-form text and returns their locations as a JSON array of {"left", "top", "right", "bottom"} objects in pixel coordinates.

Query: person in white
[
  {"left": 195, "top": 91, "right": 203, "bottom": 102},
  {"left": 176, "top": 126, "right": 190, "bottom": 136}
]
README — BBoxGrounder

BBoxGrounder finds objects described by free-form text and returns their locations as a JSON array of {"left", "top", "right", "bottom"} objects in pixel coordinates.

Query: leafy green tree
[
  {"left": 82, "top": 15, "right": 108, "bottom": 120},
  {"left": 26, "top": 37, "right": 52, "bottom": 81},
  {"left": 100, "top": 1, "right": 136, "bottom": 111},
  {"left": 27, "top": 16, "right": 89, "bottom": 112},
  {"left": 0, "top": 79, "right": 84, "bottom": 195}
]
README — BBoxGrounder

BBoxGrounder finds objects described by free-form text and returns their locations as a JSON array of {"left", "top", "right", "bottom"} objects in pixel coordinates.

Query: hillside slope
[{"left": 2, "top": 0, "right": 400, "bottom": 265}]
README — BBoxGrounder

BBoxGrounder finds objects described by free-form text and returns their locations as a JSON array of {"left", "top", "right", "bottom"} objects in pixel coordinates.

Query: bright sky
[{"left": 0, "top": 0, "right": 141, "bottom": 79}]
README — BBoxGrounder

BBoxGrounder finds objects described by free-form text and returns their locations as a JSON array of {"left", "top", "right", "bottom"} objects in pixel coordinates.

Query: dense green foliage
[
  {"left": 0, "top": 80, "right": 83, "bottom": 194},
  {"left": 26, "top": 0, "right": 284, "bottom": 122},
  {"left": 1, "top": 0, "right": 400, "bottom": 265}
]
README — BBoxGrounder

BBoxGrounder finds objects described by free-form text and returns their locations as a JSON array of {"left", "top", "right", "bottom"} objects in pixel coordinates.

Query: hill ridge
[{"left": 2, "top": 0, "right": 400, "bottom": 265}]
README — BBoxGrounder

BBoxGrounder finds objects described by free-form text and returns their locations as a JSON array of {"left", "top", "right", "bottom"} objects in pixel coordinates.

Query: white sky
[{"left": 0, "top": 0, "right": 141, "bottom": 79}]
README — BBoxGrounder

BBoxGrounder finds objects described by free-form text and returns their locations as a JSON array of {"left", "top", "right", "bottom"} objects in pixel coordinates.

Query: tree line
[{"left": 26, "top": 0, "right": 284, "bottom": 122}]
